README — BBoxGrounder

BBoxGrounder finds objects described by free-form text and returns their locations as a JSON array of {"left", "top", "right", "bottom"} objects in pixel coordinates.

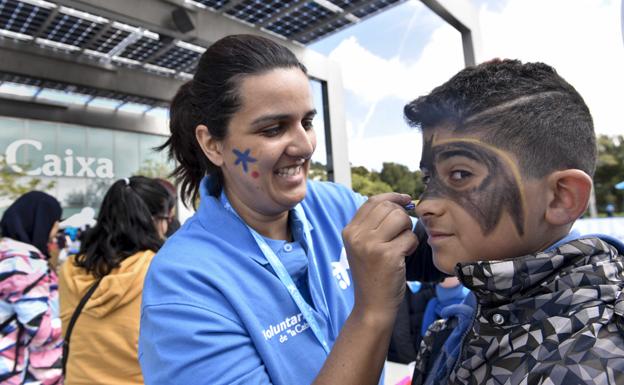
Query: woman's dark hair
[
  {"left": 158, "top": 34, "right": 307, "bottom": 206},
  {"left": 0, "top": 191, "right": 61, "bottom": 257},
  {"left": 156, "top": 178, "right": 177, "bottom": 214},
  {"left": 74, "top": 176, "right": 171, "bottom": 278}
]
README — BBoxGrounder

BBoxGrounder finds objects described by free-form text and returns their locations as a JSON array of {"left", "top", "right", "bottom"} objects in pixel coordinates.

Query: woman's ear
[
  {"left": 195, "top": 124, "right": 224, "bottom": 167},
  {"left": 544, "top": 169, "right": 592, "bottom": 226}
]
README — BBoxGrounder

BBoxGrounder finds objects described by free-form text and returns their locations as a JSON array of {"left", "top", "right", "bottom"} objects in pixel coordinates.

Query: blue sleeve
[
  {"left": 350, "top": 189, "right": 368, "bottom": 209},
  {"left": 139, "top": 303, "right": 272, "bottom": 385}
]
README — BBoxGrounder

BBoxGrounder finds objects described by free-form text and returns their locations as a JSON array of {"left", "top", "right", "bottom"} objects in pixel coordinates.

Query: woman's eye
[
  {"left": 262, "top": 126, "right": 282, "bottom": 137},
  {"left": 422, "top": 174, "right": 431, "bottom": 185},
  {"left": 449, "top": 170, "right": 472, "bottom": 181}
]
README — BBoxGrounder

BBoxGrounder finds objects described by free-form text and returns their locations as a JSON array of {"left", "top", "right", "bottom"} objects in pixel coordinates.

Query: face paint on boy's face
[{"left": 419, "top": 136, "right": 525, "bottom": 236}]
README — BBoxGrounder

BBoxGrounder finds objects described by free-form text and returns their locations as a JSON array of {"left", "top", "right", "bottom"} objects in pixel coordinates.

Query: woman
[
  {"left": 139, "top": 34, "right": 422, "bottom": 385},
  {"left": 59, "top": 176, "right": 171, "bottom": 385},
  {"left": 0, "top": 191, "right": 63, "bottom": 385},
  {"left": 156, "top": 178, "right": 180, "bottom": 236}
]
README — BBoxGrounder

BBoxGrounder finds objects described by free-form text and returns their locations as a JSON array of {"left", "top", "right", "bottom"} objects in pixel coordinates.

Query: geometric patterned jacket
[{"left": 412, "top": 236, "right": 624, "bottom": 385}]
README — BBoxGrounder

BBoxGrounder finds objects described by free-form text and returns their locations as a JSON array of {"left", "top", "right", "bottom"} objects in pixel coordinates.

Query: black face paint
[{"left": 420, "top": 136, "right": 525, "bottom": 236}]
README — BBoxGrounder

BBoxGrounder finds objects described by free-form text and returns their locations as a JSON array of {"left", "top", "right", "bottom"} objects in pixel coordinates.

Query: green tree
[
  {"left": 351, "top": 166, "right": 370, "bottom": 177},
  {"left": 379, "top": 162, "right": 425, "bottom": 197},
  {"left": 0, "top": 158, "right": 56, "bottom": 200},
  {"left": 137, "top": 159, "right": 174, "bottom": 181},
  {"left": 351, "top": 173, "right": 392, "bottom": 196},
  {"left": 309, "top": 161, "right": 328, "bottom": 181},
  {"left": 594, "top": 135, "right": 624, "bottom": 214}
]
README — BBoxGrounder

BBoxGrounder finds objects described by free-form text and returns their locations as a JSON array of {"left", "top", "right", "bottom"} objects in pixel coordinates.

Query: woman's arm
[
  {"left": 140, "top": 303, "right": 273, "bottom": 385},
  {"left": 314, "top": 193, "right": 418, "bottom": 385}
]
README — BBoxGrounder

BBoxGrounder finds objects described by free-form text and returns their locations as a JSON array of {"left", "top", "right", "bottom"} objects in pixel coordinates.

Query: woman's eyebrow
[
  {"left": 251, "top": 114, "right": 290, "bottom": 126},
  {"left": 251, "top": 109, "right": 317, "bottom": 126}
]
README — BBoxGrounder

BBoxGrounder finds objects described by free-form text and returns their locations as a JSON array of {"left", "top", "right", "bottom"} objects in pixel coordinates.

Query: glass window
[
  {"left": 0, "top": 117, "right": 26, "bottom": 163},
  {"left": 0, "top": 117, "right": 173, "bottom": 218},
  {"left": 309, "top": 79, "right": 330, "bottom": 181},
  {"left": 25, "top": 120, "right": 59, "bottom": 174},
  {"left": 113, "top": 131, "right": 140, "bottom": 178}
]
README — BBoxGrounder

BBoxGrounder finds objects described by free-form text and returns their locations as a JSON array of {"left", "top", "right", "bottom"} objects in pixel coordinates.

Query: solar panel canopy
[{"left": 0, "top": 0, "right": 406, "bottom": 107}]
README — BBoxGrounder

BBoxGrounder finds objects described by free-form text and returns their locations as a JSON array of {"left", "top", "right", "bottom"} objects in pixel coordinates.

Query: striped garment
[{"left": 0, "top": 237, "right": 62, "bottom": 385}]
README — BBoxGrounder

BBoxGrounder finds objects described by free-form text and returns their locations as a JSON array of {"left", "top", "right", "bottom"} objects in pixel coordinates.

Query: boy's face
[{"left": 415, "top": 125, "right": 553, "bottom": 274}]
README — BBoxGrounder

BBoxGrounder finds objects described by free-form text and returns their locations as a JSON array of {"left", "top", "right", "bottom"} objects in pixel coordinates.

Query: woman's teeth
[{"left": 276, "top": 166, "right": 302, "bottom": 177}]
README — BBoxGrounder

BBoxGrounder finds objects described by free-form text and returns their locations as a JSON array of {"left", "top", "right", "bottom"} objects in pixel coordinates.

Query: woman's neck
[{"left": 223, "top": 188, "right": 291, "bottom": 241}]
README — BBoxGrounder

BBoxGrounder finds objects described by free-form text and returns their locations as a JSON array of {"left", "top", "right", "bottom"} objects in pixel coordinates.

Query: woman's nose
[{"left": 287, "top": 125, "right": 316, "bottom": 157}]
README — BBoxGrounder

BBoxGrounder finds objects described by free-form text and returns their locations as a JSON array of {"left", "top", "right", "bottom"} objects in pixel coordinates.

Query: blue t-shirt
[
  {"left": 263, "top": 236, "right": 314, "bottom": 307},
  {"left": 139, "top": 178, "right": 368, "bottom": 385}
]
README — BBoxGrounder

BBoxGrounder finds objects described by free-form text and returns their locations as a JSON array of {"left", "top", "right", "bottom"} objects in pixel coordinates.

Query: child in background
[{"left": 406, "top": 59, "right": 624, "bottom": 385}]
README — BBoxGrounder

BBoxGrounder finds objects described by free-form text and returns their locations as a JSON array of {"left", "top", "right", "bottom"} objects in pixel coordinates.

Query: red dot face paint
[{"left": 251, "top": 171, "right": 259, "bottom": 178}]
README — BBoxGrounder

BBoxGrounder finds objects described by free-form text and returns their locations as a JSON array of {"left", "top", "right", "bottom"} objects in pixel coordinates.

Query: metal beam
[
  {"left": 420, "top": 0, "right": 482, "bottom": 66},
  {"left": 0, "top": 96, "right": 169, "bottom": 136},
  {"left": 0, "top": 40, "right": 182, "bottom": 102}
]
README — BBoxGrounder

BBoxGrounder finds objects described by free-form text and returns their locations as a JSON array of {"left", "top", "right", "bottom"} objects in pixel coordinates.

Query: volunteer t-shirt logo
[
  {"left": 331, "top": 248, "right": 350, "bottom": 290},
  {"left": 262, "top": 313, "right": 310, "bottom": 344}
]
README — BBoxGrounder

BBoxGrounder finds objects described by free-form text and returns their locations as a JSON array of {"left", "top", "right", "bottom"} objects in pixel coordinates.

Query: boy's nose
[{"left": 414, "top": 197, "right": 445, "bottom": 219}]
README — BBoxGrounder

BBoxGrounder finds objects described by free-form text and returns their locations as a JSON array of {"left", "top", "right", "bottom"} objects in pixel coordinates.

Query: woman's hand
[{"left": 342, "top": 193, "right": 418, "bottom": 324}]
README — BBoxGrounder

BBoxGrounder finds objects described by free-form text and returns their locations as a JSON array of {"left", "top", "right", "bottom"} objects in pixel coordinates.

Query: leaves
[
  {"left": 350, "top": 162, "right": 424, "bottom": 198},
  {"left": 594, "top": 135, "right": 624, "bottom": 213},
  {"left": 0, "top": 158, "right": 56, "bottom": 200}
]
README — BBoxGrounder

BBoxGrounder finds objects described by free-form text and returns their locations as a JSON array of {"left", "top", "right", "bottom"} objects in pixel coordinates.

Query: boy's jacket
[{"left": 413, "top": 236, "right": 624, "bottom": 385}]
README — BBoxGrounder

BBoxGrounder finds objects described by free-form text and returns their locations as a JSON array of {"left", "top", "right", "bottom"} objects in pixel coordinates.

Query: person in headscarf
[{"left": 0, "top": 191, "right": 63, "bottom": 385}]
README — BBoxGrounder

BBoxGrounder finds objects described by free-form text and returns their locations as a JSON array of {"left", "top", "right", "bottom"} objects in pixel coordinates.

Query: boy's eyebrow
[
  {"left": 251, "top": 109, "right": 317, "bottom": 126},
  {"left": 436, "top": 148, "right": 481, "bottom": 162}
]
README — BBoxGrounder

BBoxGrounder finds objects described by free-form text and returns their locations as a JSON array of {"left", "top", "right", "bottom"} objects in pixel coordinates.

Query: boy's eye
[
  {"left": 422, "top": 174, "right": 431, "bottom": 185},
  {"left": 302, "top": 119, "right": 314, "bottom": 130},
  {"left": 449, "top": 170, "right": 472, "bottom": 181}
]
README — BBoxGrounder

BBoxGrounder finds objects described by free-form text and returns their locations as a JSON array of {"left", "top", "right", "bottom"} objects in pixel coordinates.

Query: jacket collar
[
  {"left": 197, "top": 176, "right": 314, "bottom": 266},
  {"left": 455, "top": 237, "right": 623, "bottom": 306}
]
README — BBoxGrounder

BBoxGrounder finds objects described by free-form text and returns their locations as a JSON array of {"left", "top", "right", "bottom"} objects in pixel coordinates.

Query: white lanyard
[{"left": 220, "top": 193, "right": 331, "bottom": 354}]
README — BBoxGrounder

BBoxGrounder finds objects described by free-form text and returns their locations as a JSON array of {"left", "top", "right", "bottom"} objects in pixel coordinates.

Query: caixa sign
[{"left": 3, "top": 139, "right": 114, "bottom": 178}]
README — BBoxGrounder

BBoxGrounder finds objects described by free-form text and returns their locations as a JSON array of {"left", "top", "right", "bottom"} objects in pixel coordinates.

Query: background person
[
  {"left": 156, "top": 178, "right": 180, "bottom": 236},
  {"left": 59, "top": 176, "right": 172, "bottom": 385},
  {"left": 139, "top": 34, "right": 430, "bottom": 385},
  {"left": 0, "top": 191, "right": 63, "bottom": 384}
]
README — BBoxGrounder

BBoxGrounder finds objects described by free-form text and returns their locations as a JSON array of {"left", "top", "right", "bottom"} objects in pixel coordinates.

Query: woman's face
[{"left": 205, "top": 67, "right": 317, "bottom": 218}]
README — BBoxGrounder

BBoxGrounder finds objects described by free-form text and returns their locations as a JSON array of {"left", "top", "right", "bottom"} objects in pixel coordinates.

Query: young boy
[{"left": 405, "top": 59, "right": 624, "bottom": 385}]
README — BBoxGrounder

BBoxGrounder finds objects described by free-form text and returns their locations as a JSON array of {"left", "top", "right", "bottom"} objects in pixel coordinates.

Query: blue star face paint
[{"left": 233, "top": 148, "right": 257, "bottom": 173}]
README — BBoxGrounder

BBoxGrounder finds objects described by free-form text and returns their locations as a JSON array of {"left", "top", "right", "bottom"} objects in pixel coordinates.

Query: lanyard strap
[{"left": 220, "top": 193, "right": 330, "bottom": 354}]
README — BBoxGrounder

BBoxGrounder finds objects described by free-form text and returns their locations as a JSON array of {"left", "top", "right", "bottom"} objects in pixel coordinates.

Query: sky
[{"left": 309, "top": 0, "right": 624, "bottom": 172}]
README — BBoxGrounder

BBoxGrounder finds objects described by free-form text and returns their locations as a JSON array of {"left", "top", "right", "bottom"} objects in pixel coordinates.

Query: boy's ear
[
  {"left": 544, "top": 169, "right": 592, "bottom": 226},
  {"left": 195, "top": 124, "right": 224, "bottom": 167}
]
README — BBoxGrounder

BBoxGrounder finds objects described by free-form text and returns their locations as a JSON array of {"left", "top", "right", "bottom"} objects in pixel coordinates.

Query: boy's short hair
[{"left": 404, "top": 59, "right": 597, "bottom": 177}]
